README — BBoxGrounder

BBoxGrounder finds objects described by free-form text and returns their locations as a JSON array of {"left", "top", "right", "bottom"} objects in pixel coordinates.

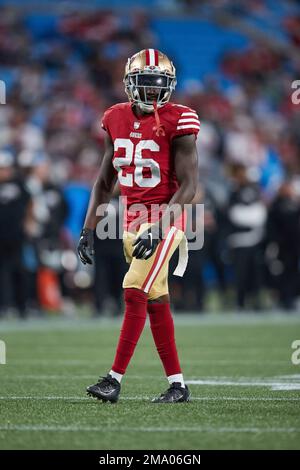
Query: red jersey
[{"left": 101, "top": 102, "right": 200, "bottom": 231}]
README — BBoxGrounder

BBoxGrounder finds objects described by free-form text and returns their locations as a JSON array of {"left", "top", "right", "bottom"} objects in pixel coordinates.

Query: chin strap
[{"left": 153, "top": 101, "right": 165, "bottom": 137}]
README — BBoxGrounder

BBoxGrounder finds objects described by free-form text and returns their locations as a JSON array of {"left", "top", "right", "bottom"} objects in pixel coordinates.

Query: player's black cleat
[
  {"left": 151, "top": 382, "right": 191, "bottom": 403},
  {"left": 86, "top": 374, "right": 121, "bottom": 403}
]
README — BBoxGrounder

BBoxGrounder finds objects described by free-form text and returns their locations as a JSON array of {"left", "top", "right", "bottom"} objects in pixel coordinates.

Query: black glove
[
  {"left": 77, "top": 228, "right": 94, "bottom": 265},
  {"left": 132, "top": 225, "right": 163, "bottom": 260}
]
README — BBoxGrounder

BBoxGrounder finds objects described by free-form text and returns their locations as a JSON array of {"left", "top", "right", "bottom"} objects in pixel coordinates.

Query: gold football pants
[{"left": 122, "top": 223, "right": 184, "bottom": 300}]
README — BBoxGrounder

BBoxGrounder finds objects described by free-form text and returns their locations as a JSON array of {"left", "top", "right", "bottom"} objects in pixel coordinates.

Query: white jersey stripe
[
  {"left": 178, "top": 118, "right": 200, "bottom": 124},
  {"left": 177, "top": 124, "right": 200, "bottom": 130},
  {"left": 144, "top": 227, "right": 177, "bottom": 293},
  {"left": 181, "top": 112, "right": 199, "bottom": 118},
  {"left": 176, "top": 105, "right": 197, "bottom": 112},
  {"left": 149, "top": 49, "right": 155, "bottom": 66}
]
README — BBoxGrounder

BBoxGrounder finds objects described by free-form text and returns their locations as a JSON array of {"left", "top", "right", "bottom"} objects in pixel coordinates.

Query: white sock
[
  {"left": 168, "top": 373, "right": 185, "bottom": 388},
  {"left": 109, "top": 370, "right": 123, "bottom": 383}
]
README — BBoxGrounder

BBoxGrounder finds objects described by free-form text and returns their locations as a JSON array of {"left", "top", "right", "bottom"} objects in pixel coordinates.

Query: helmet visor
[
  {"left": 135, "top": 74, "right": 169, "bottom": 88},
  {"left": 128, "top": 73, "right": 174, "bottom": 105}
]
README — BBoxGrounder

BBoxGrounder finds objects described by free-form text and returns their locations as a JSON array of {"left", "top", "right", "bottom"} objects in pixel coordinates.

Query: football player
[{"left": 78, "top": 49, "right": 200, "bottom": 403}]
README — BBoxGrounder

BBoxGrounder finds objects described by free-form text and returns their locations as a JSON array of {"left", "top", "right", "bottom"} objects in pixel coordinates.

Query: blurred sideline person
[
  {"left": 78, "top": 49, "right": 200, "bottom": 403},
  {"left": 226, "top": 163, "right": 267, "bottom": 310},
  {"left": 267, "top": 180, "right": 300, "bottom": 310},
  {"left": 173, "top": 187, "right": 227, "bottom": 312},
  {"left": 93, "top": 196, "right": 127, "bottom": 316},
  {"left": 0, "top": 151, "right": 32, "bottom": 318},
  {"left": 19, "top": 151, "right": 68, "bottom": 312}
]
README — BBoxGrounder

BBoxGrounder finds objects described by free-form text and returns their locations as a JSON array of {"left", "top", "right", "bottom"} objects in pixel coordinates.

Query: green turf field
[{"left": 0, "top": 314, "right": 300, "bottom": 450}]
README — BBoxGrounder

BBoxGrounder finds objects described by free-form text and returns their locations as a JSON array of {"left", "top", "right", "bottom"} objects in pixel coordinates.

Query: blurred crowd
[{"left": 1, "top": 4, "right": 300, "bottom": 318}]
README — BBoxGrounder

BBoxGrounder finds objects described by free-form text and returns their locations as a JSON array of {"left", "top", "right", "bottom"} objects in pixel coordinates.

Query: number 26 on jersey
[{"left": 113, "top": 138, "right": 161, "bottom": 188}]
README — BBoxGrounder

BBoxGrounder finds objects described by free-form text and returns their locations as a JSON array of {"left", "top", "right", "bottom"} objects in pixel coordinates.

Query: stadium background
[{"left": 0, "top": 0, "right": 300, "bottom": 451}]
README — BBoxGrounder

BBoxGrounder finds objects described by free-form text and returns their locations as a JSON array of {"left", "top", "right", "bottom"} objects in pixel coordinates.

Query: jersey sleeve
[
  {"left": 100, "top": 106, "right": 114, "bottom": 137},
  {"left": 170, "top": 106, "right": 200, "bottom": 139}
]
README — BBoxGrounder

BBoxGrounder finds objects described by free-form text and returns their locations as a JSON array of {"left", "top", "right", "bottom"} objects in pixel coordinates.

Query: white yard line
[
  {"left": 0, "top": 424, "right": 299, "bottom": 433},
  {"left": 184, "top": 375, "right": 300, "bottom": 390},
  {"left": 2, "top": 374, "right": 300, "bottom": 390},
  {"left": 275, "top": 374, "right": 300, "bottom": 379},
  {"left": 271, "top": 385, "right": 300, "bottom": 390},
  {"left": 0, "top": 396, "right": 299, "bottom": 402},
  {"left": 185, "top": 379, "right": 300, "bottom": 387}
]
